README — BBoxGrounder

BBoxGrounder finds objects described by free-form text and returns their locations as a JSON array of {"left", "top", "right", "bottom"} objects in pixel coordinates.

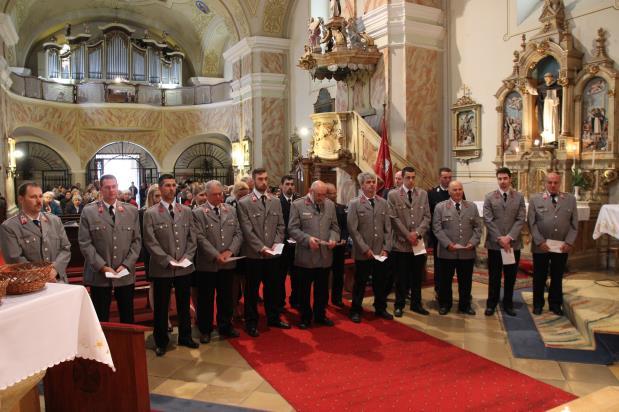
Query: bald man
[
  {"left": 432, "top": 181, "right": 482, "bottom": 315},
  {"left": 528, "top": 172, "right": 578, "bottom": 316},
  {"left": 288, "top": 181, "right": 340, "bottom": 328}
]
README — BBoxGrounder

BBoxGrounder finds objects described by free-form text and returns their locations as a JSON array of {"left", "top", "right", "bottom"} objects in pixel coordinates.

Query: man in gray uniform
[
  {"left": 237, "top": 168, "right": 289, "bottom": 337},
  {"left": 347, "top": 172, "right": 393, "bottom": 323},
  {"left": 388, "top": 166, "right": 431, "bottom": 317},
  {"left": 143, "top": 174, "right": 198, "bottom": 356},
  {"left": 79, "top": 174, "right": 141, "bottom": 324},
  {"left": 483, "top": 167, "right": 526, "bottom": 317},
  {"left": 288, "top": 180, "right": 340, "bottom": 329},
  {"left": 1, "top": 182, "right": 71, "bottom": 282},
  {"left": 528, "top": 171, "right": 578, "bottom": 316},
  {"left": 193, "top": 180, "right": 243, "bottom": 343},
  {"left": 432, "top": 180, "right": 482, "bottom": 315}
]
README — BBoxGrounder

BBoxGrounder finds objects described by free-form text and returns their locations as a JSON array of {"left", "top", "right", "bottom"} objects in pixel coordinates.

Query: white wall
[{"left": 448, "top": 0, "right": 619, "bottom": 201}]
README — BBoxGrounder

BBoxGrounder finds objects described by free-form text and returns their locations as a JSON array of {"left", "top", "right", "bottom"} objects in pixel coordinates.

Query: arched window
[
  {"left": 15, "top": 142, "right": 70, "bottom": 190},
  {"left": 173, "top": 143, "right": 233, "bottom": 185}
]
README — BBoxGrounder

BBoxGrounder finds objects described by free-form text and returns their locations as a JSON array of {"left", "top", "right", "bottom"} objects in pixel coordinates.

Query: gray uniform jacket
[
  {"left": 432, "top": 199, "right": 482, "bottom": 260},
  {"left": 236, "top": 192, "right": 285, "bottom": 259},
  {"left": 142, "top": 202, "right": 197, "bottom": 277},
  {"left": 347, "top": 195, "right": 392, "bottom": 261},
  {"left": 193, "top": 203, "right": 243, "bottom": 272},
  {"left": 0, "top": 212, "right": 71, "bottom": 282},
  {"left": 78, "top": 201, "right": 141, "bottom": 287},
  {"left": 288, "top": 195, "right": 340, "bottom": 269},
  {"left": 388, "top": 187, "right": 431, "bottom": 253},
  {"left": 528, "top": 192, "right": 578, "bottom": 254},
  {"left": 483, "top": 189, "right": 526, "bottom": 250}
]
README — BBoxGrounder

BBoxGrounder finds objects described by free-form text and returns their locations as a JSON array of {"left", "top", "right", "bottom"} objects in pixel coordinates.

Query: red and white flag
[{"left": 374, "top": 112, "right": 393, "bottom": 191}]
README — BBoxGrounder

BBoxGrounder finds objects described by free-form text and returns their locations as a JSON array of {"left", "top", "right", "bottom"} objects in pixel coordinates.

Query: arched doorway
[
  {"left": 173, "top": 143, "right": 233, "bottom": 184},
  {"left": 15, "top": 142, "right": 71, "bottom": 190},
  {"left": 86, "top": 141, "right": 158, "bottom": 191}
]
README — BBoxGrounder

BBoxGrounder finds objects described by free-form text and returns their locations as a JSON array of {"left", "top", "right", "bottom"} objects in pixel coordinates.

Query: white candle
[{"left": 592, "top": 150, "right": 596, "bottom": 168}]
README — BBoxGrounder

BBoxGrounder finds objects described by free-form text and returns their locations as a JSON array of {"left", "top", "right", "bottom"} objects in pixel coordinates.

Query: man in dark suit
[
  {"left": 326, "top": 183, "right": 348, "bottom": 307},
  {"left": 278, "top": 175, "right": 301, "bottom": 310}
]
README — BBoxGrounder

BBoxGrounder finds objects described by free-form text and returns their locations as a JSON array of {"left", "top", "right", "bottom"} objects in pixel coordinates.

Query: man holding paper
[
  {"left": 482, "top": 167, "right": 526, "bottom": 317},
  {"left": 388, "top": 166, "right": 431, "bottom": 317},
  {"left": 237, "top": 168, "right": 289, "bottom": 337},
  {"left": 79, "top": 174, "right": 141, "bottom": 324},
  {"left": 143, "top": 174, "right": 198, "bottom": 356},
  {"left": 347, "top": 172, "right": 393, "bottom": 323},
  {"left": 528, "top": 172, "right": 578, "bottom": 316},
  {"left": 288, "top": 180, "right": 340, "bottom": 329},
  {"left": 432, "top": 180, "right": 482, "bottom": 315},
  {"left": 193, "top": 180, "right": 243, "bottom": 343},
  {"left": 278, "top": 175, "right": 301, "bottom": 311}
]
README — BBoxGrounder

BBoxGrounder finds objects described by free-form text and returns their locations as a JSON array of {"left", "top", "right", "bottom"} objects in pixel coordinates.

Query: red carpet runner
[{"left": 229, "top": 308, "right": 576, "bottom": 411}]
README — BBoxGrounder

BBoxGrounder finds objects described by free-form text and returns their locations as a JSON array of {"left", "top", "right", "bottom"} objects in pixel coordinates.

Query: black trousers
[
  {"left": 331, "top": 245, "right": 346, "bottom": 303},
  {"left": 90, "top": 284, "right": 134, "bottom": 324},
  {"left": 391, "top": 251, "right": 427, "bottom": 309},
  {"left": 298, "top": 267, "right": 330, "bottom": 323},
  {"left": 245, "top": 257, "right": 282, "bottom": 328},
  {"left": 196, "top": 270, "right": 234, "bottom": 334},
  {"left": 430, "top": 233, "right": 441, "bottom": 293},
  {"left": 351, "top": 259, "right": 389, "bottom": 314},
  {"left": 152, "top": 275, "right": 192, "bottom": 348},
  {"left": 439, "top": 258, "right": 474, "bottom": 310},
  {"left": 279, "top": 243, "right": 299, "bottom": 308},
  {"left": 533, "top": 252, "right": 568, "bottom": 309},
  {"left": 486, "top": 249, "right": 521, "bottom": 309}
]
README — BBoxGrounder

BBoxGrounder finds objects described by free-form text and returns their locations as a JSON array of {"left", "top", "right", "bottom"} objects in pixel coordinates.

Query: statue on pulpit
[
  {"left": 532, "top": 72, "right": 562, "bottom": 145},
  {"left": 330, "top": 0, "right": 341, "bottom": 18}
]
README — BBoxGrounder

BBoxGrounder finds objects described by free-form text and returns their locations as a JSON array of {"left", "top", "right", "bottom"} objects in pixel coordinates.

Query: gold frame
[{"left": 451, "top": 99, "right": 481, "bottom": 160}]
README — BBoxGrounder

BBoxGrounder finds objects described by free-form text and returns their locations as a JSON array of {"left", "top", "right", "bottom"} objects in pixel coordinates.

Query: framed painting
[{"left": 451, "top": 101, "right": 481, "bottom": 160}]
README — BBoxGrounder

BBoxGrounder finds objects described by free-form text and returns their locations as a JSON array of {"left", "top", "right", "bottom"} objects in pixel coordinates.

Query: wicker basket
[
  {"left": 0, "top": 277, "right": 8, "bottom": 302},
  {"left": 0, "top": 262, "right": 53, "bottom": 295}
]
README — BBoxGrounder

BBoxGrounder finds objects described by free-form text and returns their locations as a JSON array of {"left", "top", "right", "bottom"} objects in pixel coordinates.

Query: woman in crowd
[
  {"left": 43, "top": 191, "right": 63, "bottom": 215},
  {"left": 64, "top": 194, "right": 84, "bottom": 214}
]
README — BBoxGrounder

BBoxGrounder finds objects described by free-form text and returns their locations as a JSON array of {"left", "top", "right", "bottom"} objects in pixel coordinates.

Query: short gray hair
[
  {"left": 357, "top": 172, "right": 377, "bottom": 185},
  {"left": 205, "top": 180, "right": 223, "bottom": 194}
]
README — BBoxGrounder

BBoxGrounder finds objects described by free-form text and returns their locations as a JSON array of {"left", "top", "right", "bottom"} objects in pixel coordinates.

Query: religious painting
[
  {"left": 532, "top": 56, "right": 561, "bottom": 145},
  {"left": 581, "top": 76, "right": 609, "bottom": 151},
  {"left": 452, "top": 103, "right": 481, "bottom": 152},
  {"left": 503, "top": 91, "right": 522, "bottom": 154}
]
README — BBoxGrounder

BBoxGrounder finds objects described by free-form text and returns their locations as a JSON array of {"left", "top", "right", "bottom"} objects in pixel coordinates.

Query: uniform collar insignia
[
  {"left": 252, "top": 194, "right": 257, "bottom": 202},
  {"left": 158, "top": 203, "right": 166, "bottom": 213},
  {"left": 19, "top": 214, "right": 28, "bottom": 225},
  {"left": 41, "top": 214, "right": 49, "bottom": 222},
  {"left": 304, "top": 196, "right": 312, "bottom": 205}
]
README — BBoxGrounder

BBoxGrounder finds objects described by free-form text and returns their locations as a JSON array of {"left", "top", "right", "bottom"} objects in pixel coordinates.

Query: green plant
[{"left": 571, "top": 167, "right": 589, "bottom": 190}]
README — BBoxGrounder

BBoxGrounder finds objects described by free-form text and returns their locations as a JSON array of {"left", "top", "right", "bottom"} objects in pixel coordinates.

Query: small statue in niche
[
  {"left": 345, "top": 18, "right": 363, "bottom": 49},
  {"left": 330, "top": 0, "right": 341, "bottom": 18},
  {"left": 359, "top": 31, "right": 375, "bottom": 50},
  {"left": 531, "top": 72, "right": 562, "bottom": 146},
  {"left": 307, "top": 17, "right": 323, "bottom": 52}
]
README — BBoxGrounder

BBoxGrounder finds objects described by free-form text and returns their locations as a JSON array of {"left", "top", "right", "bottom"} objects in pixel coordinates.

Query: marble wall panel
[
  {"left": 406, "top": 0, "right": 442, "bottom": 8},
  {"left": 405, "top": 46, "right": 441, "bottom": 185},
  {"left": 335, "top": 82, "right": 348, "bottom": 112},
  {"left": 363, "top": 0, "right": 388, "bottom": 14},
  {"left": 78, "top": 107, "right": 162, "bottom": 130},
  {"left": 8, "top": 99, "right": 78, "bottom": 145},
  {"left": 261, "top": 97, "right": 287, "bottom": 182},
  {"left": 241, "top": 55, "right": 252, "bottom": 76},
  {"left": 242, "top": 99, "right": 253, "bottom": 138},
  {"left": 161, "top": 105, "right": 240, "bottom": 145},
  {"left": 367, "top": 49, "right": 387, "bottom": 131},
  {"left": 259, "top": 52, "right": 285, "bottom": 74}
]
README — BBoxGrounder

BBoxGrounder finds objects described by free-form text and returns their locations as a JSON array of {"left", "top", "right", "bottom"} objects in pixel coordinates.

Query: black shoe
[
  {"left": 155, "top": 346, "right": 166, "bottom": 357},
  {"left": 484, "top": 308, "right": 495, "bottom": 316},
  {"left": 439, "top": 307, "right": 450, "bottom": 315},
  {"left": 331, "top": 300, "right": 345, "bottom": 308},
  {"left": 394, "top": 308, "right": 404, "bottom": 318},
  {"left": 458, "top": 307, "right": 476, "bottom": 315},
  {"left": 267, "top": 320, "right": 291, "bottom": 329},
  {"left": 376, "top": 310, "right": 394, "bottom": 320},
  {"left": 533, "top": 307, "right": 543, "bottom": 315},
  {"left": 411, "top": 306, "right": 430, "bottom": 316},
  {"left": 315, "top": 317, "right": 334, "bottom": 326},
  {"left": 550, "top": 306, "right": 564, "bottom": 316},
  {"left": 503, "top": 307, "right": 517, "bottom": 317},
  {"left": 199, "top": 333, "right": 211, "bottom": 344},
  {"left": 178, "top": 338, "right": 199, "bottom": 349},
  {"left": 219, "top": 328, "right": 240, "bottom": 338},
  {"left": 350, "top": 312, "right": 361, "bottom": 323},
  {"left": 246, "top": 327, "right": 259, "bottom": 337},
  {"left": 298, "top": 322, "right": 310, "bottom": 329}
]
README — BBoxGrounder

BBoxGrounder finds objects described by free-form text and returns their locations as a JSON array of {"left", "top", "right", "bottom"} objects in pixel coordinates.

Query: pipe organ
[{"left": 39, "top": 23, "right": 184, "bottom": 86}]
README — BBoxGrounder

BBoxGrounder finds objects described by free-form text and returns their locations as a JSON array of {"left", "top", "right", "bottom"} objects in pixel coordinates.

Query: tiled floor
[{"left": 146, "top": 271, "right": 619, "bottom": 411}]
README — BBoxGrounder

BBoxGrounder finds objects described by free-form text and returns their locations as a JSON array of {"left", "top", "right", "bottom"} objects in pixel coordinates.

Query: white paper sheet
[
  {"left": 105, "top": 268, "right": 130, "bottom": 279},
  {"left": 287, "top": 238, "right": 296, "bottom": 244},
  {"left": 413, "top": 239, "right": 427, "bottom": 256},
  {"left": 170, "top": 258, "right": 193, "bottom": 268},
  {"left": 500, "top": 249, "right": 516, "bottom": 265},
  {"left": 546, "top": 239, "right": 565, "bottom": 254},
  {"left": 265, "top": 243, "right": 285, "bottom": 255},
  {"left": 373, "top": 254, "right": 388, "bottom": 262},
  {"left": 224, "top": 256, "right": 245, "bottom": 262},
  {"left": 453, "top": 244, "right": 468, "bottom": 250}
]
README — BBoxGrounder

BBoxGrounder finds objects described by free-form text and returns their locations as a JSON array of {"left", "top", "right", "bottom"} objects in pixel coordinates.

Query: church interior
[{"left": 1, "top": 0, "right": 619, "bottom": 411}]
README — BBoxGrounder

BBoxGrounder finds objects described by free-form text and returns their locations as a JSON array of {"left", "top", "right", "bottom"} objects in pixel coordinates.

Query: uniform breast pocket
[
  {"left": 90, "top": 225, "right": 107, "bottom": 237},
  {"left": 20, "top": 235, "right": 39, "bottom": 250}
]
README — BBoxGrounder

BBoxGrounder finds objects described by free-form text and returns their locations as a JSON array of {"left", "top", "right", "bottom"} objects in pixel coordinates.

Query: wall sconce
[
  {"left": 7, "top": 137, "right": 17, "bottom": 176},
  {"left": 231, "top": 135, "right": 252, "bottom": 177}
]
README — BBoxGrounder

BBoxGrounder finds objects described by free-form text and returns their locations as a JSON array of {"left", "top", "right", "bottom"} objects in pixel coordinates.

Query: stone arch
[
  {"left": 161, "top": 133, "right": 232, "bottom": 173},
  {"left": 85, "top": 141, "right": 161, "bottom": 185},
  {"left": 11, "top": 126, "right": 82, "bottom": 173}
]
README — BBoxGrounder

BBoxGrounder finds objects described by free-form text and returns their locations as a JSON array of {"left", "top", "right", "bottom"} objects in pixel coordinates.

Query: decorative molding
[
  {"left": 223, "top": 36, "right": 291, "bottom": 64},
  {"left": 0, "top": 13, "right": 18, "bottom": 46},
  {"left": 231, "top": 72, "right": 287, "bottom": 100},
  {"left": 361, "top": 1, "right": 444, "bottom": 51}
]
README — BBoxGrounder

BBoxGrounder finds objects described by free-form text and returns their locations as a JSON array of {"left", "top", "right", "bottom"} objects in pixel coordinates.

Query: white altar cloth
[
  {"left": 473, "top": 201, "right": 590, "bottom": 221},
  {"left": 0, "top": 283, "right": 115, "bottom": 390},
  {"left": 593, "top": 204, "right": 619, "bottom": 240}
]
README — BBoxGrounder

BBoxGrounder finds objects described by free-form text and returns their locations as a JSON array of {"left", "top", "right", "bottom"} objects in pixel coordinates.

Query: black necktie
[
  {"left": 316, "top": 203, "right": 320, "bottom": 214},
  {"left": 288, "top": 198, "right": 292, "bottom": 206},
  {"left": 551, "top": 195, "right": 557, "bottom": 206},
  {"left": 407, "top": 190, "right": 413, "bottom": 204},
  {"left": 261, "top": 195, "right": 266, "bottom": 207},
  {"left": 33, "top": 219, "right": 41, "bottom": 228},
  {"left": 369, "top": 198, "right": 375, "bottom": 208},
  {"left": 168, "top": 204, "right": 175, "bottom": 219},
  {"left": 109, "top": 205, "right": 115, "bottom": 223},
  {"left": 503, "top": 193, "right": 508, "bottom": 202},
  {"left": 214, "top": 206, "right": 219, "bottom": 216},
  {"left": 455, "top": 203, "right": 461, "bottom": 212}
]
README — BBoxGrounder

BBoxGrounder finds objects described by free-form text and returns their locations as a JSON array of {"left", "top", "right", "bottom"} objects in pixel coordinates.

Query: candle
[
  {"left": 502, "top": 150, "right": 506, "bottom": 167},
  {"left": 592, "top": 150, "right": 596, "bottom": 168}
]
